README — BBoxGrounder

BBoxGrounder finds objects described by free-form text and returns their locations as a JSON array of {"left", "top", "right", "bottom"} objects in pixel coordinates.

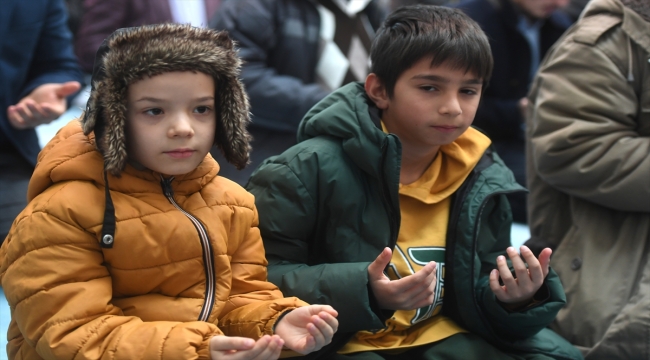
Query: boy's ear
[{"left": 365, "top": 73, "right": 389, "bottom": 110}]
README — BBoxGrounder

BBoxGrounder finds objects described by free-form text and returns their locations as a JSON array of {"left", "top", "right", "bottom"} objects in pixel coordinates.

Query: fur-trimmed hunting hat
[{"left": 82, "top": 23, "right": 251, "bottom": 176}]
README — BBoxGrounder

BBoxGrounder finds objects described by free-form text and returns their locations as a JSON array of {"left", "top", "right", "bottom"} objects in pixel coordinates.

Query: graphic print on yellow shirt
[
  {"left": 338, "top": 127, "right": 491, "bottom": 354},
  {"left": 385, "top": 244, "right": 446, "bottom": 326}
]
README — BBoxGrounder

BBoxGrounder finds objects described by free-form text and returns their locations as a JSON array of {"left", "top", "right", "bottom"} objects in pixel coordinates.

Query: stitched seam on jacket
[
  {"left": 160, "top": 323, "right": 186, "bottom": 360},
  {"left": 108, "top": 255, "right": 203, "bottom": 271},
  {"left": 71, "top": 315, "right": 111, "bottom": 359},
  {"left": 114, "top": 203, "right": 255, "bottom": 224},
  {"left": 13, "top": 275, "right": 111, "bottom": 310}
]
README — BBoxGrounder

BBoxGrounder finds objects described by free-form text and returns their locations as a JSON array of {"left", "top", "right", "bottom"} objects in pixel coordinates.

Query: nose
[
  {"left": 168, "top": 112, "right": 194, "bottom": 138},
  {"left": 439, "top": 93, "right": 462, "bottom": 116}
]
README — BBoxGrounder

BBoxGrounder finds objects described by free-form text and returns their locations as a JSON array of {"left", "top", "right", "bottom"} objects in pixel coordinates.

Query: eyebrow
[
  {"left": 135, "top": 96, "right": 215, "bottom": 103},
  {"left": 411, "top": 74, "right": 483, "bottom": 85}
]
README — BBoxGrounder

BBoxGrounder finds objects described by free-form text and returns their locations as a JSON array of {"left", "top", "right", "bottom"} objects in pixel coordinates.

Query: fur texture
[{"left": 82, "top": 24, "right": 251, "bottom": 175}]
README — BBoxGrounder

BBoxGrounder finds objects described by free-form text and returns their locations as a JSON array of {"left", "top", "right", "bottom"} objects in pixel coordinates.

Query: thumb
[
  {"left": 55, "top": 81, "right": 82, "bottom": 98},
  {"left": 368, "top": 247, "right": 392, "bottom": 280}
]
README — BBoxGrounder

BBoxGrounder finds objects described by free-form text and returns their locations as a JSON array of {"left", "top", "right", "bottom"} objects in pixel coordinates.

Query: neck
[{"left": 399, "top": 144, "right": 440, "bottom": 185}]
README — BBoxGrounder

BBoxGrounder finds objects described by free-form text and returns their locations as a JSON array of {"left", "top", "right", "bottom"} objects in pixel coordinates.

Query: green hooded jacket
[{"left": 247, "top": 82, "right": 581, "bottom": 359}]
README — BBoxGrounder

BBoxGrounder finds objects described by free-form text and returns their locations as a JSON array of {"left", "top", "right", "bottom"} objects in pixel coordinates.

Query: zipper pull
[{"left": 160, "top": 176, "right": 175, "bottom": 198}]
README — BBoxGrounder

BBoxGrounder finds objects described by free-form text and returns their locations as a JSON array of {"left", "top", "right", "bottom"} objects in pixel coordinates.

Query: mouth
[
  {"left": 164, "top": 149, "right": 196, "bottom": 159},
  {"left": 431, "top": 126, "right": 459, "bottom": 133}
]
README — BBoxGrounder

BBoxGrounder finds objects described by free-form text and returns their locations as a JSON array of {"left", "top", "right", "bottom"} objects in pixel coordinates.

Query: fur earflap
[{"left": 82, "top": 24, "right": 251, "bottom": 176}]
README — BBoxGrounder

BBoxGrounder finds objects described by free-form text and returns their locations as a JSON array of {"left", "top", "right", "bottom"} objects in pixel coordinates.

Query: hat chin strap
[{"left": 100, "top": 169, "right": 116, "bottom": 248}]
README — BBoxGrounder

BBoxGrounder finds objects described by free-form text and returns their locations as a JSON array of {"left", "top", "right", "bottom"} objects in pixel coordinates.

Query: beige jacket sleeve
[{"left": 529, "top": 33, "right": 650, "bottom": 212}]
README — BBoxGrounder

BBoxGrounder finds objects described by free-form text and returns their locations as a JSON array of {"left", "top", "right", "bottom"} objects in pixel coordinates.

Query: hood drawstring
[
  {"left": 101, "top": 170, "right": 116, "bottom": 248},
  {"left": 627, "top": 35, "right": 635, "bottom": 82}
]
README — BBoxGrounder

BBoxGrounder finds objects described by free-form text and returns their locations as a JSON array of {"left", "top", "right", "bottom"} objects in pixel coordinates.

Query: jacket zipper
[
  {"left": 447, "top": 164, "right": 572, "bottom": 359},
  {"left": 380, "top": 138, "right": 400, "bottom": 248},
  {"left": 160, "top": 176, "right": 215, "bottom": 322}
]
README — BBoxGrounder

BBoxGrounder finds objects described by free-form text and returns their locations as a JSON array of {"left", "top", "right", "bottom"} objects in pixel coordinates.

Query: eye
[
  {"left": 194, "top": 106, "right": 212, "bottom": 114},
  {"left": 144, "top": 108, "right": 163, "bottom": 116},
  {"left": 461, "top": 88, "right": 479, "bottom": 96},
  {"left": 420, "top": 85, "right": 437, "bottom": 92}
]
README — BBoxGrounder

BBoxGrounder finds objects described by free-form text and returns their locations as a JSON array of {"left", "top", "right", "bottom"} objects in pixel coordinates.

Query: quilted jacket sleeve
[
  {"left": 0, "top": 206, "right": 219, "bottom": 359},
  {"left": 246, "top": 150, "right": 388, "bottom": 334},
  {"left": 473, "top": 197, "right": 566, "bottom": 341},
  {"left": 218, "top": 202, "right": 308, "bottom": 337}
]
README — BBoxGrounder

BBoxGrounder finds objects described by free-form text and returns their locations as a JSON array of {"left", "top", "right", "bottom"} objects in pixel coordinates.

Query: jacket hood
[
  {"left": 297, "top": 82, "right": 390, "bottom": 176},
  {"left": 82, "top": 23, "right": 251, "bottom": 176}
]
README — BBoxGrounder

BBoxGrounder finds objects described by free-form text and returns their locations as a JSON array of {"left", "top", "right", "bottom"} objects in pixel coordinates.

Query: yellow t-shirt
[{"left": 338, "top": 127, "right": 491, "bottom": 354}]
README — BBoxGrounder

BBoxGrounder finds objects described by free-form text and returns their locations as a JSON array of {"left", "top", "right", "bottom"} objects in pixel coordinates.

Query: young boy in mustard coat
[{"left": 0, "top": 24, "right": 337, "bottom": 360}]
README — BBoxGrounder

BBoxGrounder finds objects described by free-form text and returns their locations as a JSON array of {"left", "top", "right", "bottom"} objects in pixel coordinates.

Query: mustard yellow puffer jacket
[{"left": 0, "top": 121, "right": 306, "bottom": 359}]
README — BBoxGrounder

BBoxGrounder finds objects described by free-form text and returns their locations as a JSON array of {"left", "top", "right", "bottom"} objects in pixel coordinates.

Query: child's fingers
[
  {"left": 306, "top": 321, "right": 327, "bottom": 350},
  {"left": 318, "top": 311, "right": 339, "bottom": 333},
  {"left": 496, "top": 255, "right": 517, "bottom": 290},
  {"left": 506, "top": 247, "right": 530, "bottom": 284},
  {"left": 312, "top": 314, "right": 335, "bottom": 342},
  {"left": 398, "top": 261, "right": 436, "bottom": 291},
  {"left": 311, "top": 305, "right": 338, "bottom": 318},
  {"left": 368, "top": 247, "right": 392, "bottom": 281},
  {"left": 488, "top": 269, "right": 506, "bottom": 298},
  {"left": 256, "top": 336, "right": 283, "bottom": 360},
  {"left": 520, "top": 246, "right": 544, "bottom": 284}
]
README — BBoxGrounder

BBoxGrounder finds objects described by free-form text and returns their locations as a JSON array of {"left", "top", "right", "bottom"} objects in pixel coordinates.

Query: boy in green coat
[{"left": 246, "top": 5, "right": 581, "bottom": 359}]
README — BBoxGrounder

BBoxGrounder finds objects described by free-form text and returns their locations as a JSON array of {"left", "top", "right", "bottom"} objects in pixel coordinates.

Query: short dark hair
[{"left": 370, "top": 5, "right": 493, "bottom": 97}]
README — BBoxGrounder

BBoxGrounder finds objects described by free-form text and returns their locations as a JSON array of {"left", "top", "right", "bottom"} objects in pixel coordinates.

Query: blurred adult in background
[
  {"left": 74, "top": 0, "right": 221, "bottom": 74},
  {"left": 562, "top": 0, "right": 590, "bottom": 21},
  {"left": 65, "top": 0, "right": 85, "bottom": 40},
  {"left": 389, "top": 0, "right": 459, "bottom": 12},
  {"left": 210, "top": 0, "right": 385, "bottom": 185},
  {"left": 0, "top": 0, "right": 84, "bottom": 244},
  {"left": 453, "top": 0, "right": 572, "bottom": 223},
  {"left": 525, "top": 0, "right": 650, "bottom": 358}
]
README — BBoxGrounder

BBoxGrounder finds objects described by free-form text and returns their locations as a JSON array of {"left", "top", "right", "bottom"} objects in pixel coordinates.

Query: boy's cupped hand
[
  {"left": 489, "top": 245, "right": 552, "bottom": 310},
  {"left": 209, "top": 305, "right": 338, "bottom": 360},
  {"left": 210, "top": 335, "right": 284, "bottom": 360},
  {"left": 368, "top": 247, "right": 437, "bottom": 310},
  {"left": 273, "top": 305, "right": 338, "bottom": 355}
]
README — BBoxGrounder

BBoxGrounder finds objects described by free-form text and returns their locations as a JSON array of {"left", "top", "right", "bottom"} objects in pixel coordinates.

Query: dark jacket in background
[
  {"left": 452, "top": 0, "right": 571, "bottom": 223},
  {"left": 454, "top": 0, "right": 571, "bottom": 143},
  {"left": 0, "top": 0, "right": 84, "bottom": 167},
  {"left": 247, "top": 82, "right": 582, "bottom": 359},
  {"left": 209, "top": 0, "right": 384, "bottom": 185},
  {"left": 75, "top": 0, "right": 221, "bottom": 73}
]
